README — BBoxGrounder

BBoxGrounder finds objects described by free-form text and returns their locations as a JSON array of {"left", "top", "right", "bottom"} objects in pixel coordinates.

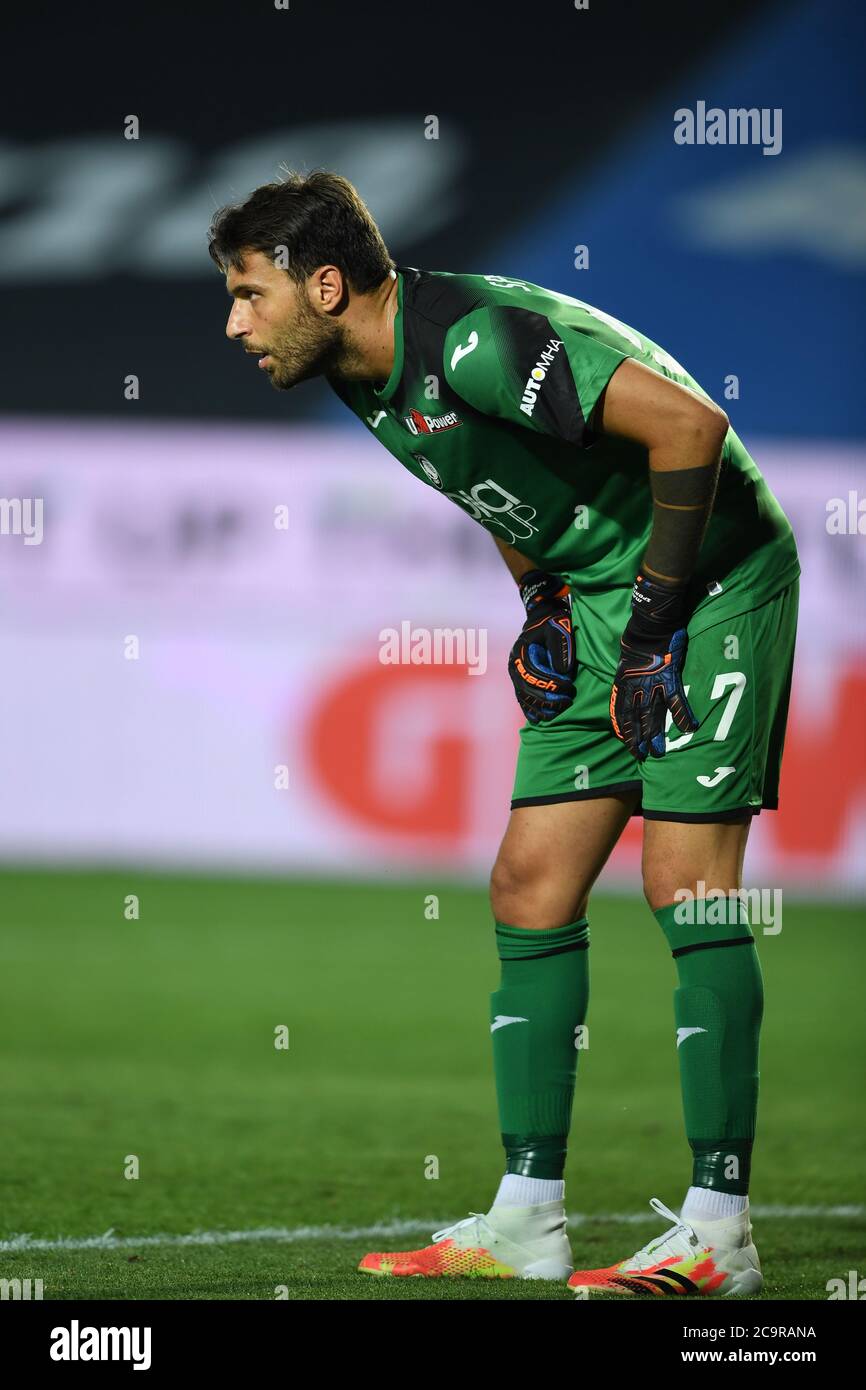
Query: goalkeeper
[{"left": 209, "top": 170, "right": 799, "bottom": 1296}]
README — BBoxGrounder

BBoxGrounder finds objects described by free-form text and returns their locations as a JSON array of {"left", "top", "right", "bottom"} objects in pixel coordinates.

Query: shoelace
[
  {"left": 431, "top": 1198, "right": 702, "bottom": 1266},
  {"left": 627, "top": 1197, "right": 701, "bottom": 1270},
  {"left": 432, "top": 1212, "right": 492, "bottom": 1246}
]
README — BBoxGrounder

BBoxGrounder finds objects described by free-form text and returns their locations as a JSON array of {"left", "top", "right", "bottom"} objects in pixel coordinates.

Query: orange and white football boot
[
  {"left": 567, "top": 1197, "right": 763, "bottom": 1297},
  {"left": 358, "top": 1200, "right": 573, "bottom": 1280}
]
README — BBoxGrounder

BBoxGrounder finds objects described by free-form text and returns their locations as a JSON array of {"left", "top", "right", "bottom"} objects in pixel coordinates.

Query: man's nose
[{"left": 226, "top": 302, "right": 248, "bottom": 340}]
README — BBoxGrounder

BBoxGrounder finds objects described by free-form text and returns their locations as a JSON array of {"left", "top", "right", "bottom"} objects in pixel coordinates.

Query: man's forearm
[
  {"left": 593, "top": 357, "right": 728, "bottom": 591},
  {"left": 641, "top": 435, "right": 724, "bottom": 588},
  {"left": 492, "top": 534, "right": 538, "bottom": 584},
  {"left": 618, "top": 426, "right": 724, "bottom": 658}
]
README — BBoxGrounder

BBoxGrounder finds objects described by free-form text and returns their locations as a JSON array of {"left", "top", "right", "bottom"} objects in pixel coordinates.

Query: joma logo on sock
[{"left": 50, "top": 1321, "right": 152, "bottom": 1370}]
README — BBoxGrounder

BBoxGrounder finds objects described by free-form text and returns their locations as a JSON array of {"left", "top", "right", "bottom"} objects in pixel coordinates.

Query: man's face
[{"left": 224, "top": 250, "right": 342, "bottom": 390}]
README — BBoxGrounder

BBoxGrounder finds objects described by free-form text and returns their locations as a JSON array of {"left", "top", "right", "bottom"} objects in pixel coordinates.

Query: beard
[{"left": 263, "top": 294, "right": 347, "bottom": 391}]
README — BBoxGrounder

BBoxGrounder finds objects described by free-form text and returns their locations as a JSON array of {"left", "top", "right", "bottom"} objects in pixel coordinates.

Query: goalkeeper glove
[
  {"left": 508, "top": 570, "right": 576, "bottom": 724},
  {"left": 610, "top": 573, "right": 699, "bottom": 760}
]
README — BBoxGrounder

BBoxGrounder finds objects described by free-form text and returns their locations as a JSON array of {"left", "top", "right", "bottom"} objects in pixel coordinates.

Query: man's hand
[
  {"left": 508, "top": 570, "right": 576, "bottom": 724},
  {"left": 610, "top": 573, "right": 699, "bottom": 759}
]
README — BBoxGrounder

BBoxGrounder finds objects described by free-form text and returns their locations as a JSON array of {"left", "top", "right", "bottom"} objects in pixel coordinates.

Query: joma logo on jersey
[
  {"left": 520, "top": 337, "right": 564, "bottom": 416},
  {"left": 403, "top": 408, "right": 462, "bottom": 435},
  {"left": 445, "top": 479, "right": 540, "bottom": 544}
]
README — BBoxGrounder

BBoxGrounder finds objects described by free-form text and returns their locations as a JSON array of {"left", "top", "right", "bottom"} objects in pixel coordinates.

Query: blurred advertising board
[{"left": 1, "top": 419, "right": 863, "bottom": 893}]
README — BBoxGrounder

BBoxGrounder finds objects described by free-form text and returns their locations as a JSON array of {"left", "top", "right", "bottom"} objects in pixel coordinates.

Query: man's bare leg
[
  {"left": 642, "top": 816, "right": 751, "bottom": 910},
  {"left": 490, "top": 792, "right": 638, "bottom": 930}
]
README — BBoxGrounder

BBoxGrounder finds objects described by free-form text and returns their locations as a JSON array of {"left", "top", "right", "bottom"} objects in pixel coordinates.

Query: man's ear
[{"left": 314, "top": 264, "right": 347, "bottom": 313}]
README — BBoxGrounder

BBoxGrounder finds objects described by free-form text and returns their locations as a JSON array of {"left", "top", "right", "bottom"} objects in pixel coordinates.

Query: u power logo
[{"left": 403, "top": 408, "right": 462, "bottom": 435}]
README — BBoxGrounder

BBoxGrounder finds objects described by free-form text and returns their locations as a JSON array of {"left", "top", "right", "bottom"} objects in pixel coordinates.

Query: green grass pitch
[{"left": 0, "top": 868, "right": 863, "bottom": 1300}]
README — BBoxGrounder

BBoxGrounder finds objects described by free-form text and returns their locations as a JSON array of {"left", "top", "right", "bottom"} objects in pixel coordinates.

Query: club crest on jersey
[
  {"left": 403, "top": 407, "right": 462, "bottom": 435},
  {"left": 413, "top": 453, "right": 443, "bottom": 488},
  {"left": 520, "top": 337, "right": 564, "bottom": 416}
]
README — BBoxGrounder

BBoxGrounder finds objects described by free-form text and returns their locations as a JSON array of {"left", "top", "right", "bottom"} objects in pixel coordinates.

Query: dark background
[{"left": 8, "top": 0, "right": 858, "bottom": 431}]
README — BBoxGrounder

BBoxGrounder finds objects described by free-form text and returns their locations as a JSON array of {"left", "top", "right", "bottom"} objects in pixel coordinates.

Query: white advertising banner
[{"left": 1, "top": 418, "right": 864, "bottom": 893}]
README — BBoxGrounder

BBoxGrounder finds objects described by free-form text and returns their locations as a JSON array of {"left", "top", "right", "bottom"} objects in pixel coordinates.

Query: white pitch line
[{"left": 0, "top": 1205, "right": 862, "bottom": 1255}]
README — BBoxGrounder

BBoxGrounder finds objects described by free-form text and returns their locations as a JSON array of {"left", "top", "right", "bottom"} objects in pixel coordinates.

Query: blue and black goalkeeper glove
[
  {"left": 508, "top": 570, "right": 576, "bottom": 724},
  {"left": 610, "top": 573, "right": 700, "bottom": 760}
]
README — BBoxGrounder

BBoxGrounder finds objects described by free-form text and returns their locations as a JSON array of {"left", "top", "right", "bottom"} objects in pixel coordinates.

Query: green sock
[
  {"left": 654, "top": 898, "right": 764, "bottom": 1195},
  {"left": 491, "top": 917, "right": 590, "bottom": 1180}
]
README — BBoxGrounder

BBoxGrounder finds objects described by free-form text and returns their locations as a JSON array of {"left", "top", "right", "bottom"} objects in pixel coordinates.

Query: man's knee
[
  {"left": 643, "top": 864, "right": 754, "bottom": 914},
  {"left": 643, "top": 824, "right": 752, "bottom": 914},
  {"left": 642, "top": 865, "right": 683, "bottom": 914},
  {"left": 489, "top": 852, "right": 529, "bottom": 910},
  {"left": 489, "top": 845, "right": 588, "bottom": 929}
]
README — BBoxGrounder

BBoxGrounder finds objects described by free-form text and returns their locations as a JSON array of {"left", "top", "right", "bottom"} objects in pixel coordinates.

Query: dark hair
[{"left": 207, "top": 169, "right": 393, "bottom": 294}]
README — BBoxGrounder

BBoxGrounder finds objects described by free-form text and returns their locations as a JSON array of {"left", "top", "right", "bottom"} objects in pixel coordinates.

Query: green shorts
[{"left": 511, "top": 578, "right": 799, "bottom": 822}]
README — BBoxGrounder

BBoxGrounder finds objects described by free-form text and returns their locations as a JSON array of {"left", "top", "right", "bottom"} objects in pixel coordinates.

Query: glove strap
[
  {"left": 623, "top": 573, "right": 688, "bottom": 652},
  {"left": 518, "top": 569, "right": 570, "bottom": 614}
]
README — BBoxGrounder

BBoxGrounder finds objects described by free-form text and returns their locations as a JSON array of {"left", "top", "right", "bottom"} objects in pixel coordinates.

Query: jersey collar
[{"left": 373, "top": 269, "right": 404, "bottom": 402}]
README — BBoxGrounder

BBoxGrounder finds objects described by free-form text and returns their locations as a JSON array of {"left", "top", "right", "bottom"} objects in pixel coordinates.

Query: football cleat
[
  {"left": 358, "top": 1202, "right": 573, "bottom": 1280},
  {"left": 567, "top": 1197, "right": 763, "bottom": 1297}
]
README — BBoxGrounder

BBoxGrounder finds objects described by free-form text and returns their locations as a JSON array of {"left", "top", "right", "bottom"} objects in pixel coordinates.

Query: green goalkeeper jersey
[{"left": 328, "top": 267, "right": 800, "bottom": 670}]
